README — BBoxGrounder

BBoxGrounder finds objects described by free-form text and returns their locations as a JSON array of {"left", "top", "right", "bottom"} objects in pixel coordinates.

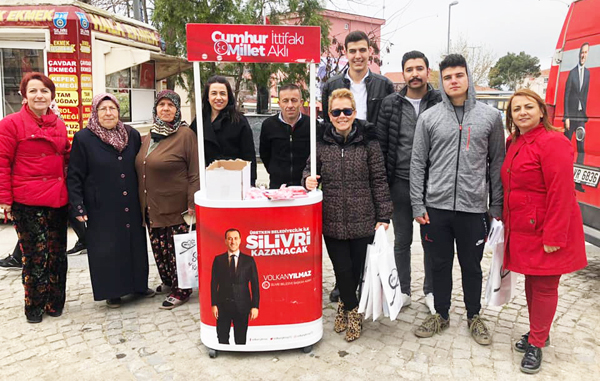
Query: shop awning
[{"left": 104, "top": 45, "right": 191, "bottom": 80}]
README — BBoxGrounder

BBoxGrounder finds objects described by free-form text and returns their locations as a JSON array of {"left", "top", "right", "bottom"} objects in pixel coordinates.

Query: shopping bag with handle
[
  {"left": 174, "top": 216, "right": 198, "bottom": 289},
  {"left": 359, "top": 243, "right": 374, "bottom": 318},
  {"left": 373, "top": 226, "right": 402, "bottom": 321},
  {"left": 484, "top": 219, "right": 516, "bottom": 306}
]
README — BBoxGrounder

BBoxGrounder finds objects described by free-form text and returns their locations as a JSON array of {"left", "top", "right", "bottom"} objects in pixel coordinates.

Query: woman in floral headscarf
[
  {"left": 135, "top": 90, "right": 200, "bottom": 310},
  {"left": 67, "top": 93, "right": 154, "bottom": 308}
]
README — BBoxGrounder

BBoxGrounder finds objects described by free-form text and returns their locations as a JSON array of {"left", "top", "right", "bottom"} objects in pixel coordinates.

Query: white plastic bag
[
  {"left": 374, "top": 226, "right": 402, "bottom": 321},
  {"left": 484, "top": 219, "right": 516, "bottom": 306},
  {"left": 358, "top": 244, "right": 374, "bottom": 318},
  {"left": 370, "top": 245, "right": 384, "bottom": 321},
  {"left": 358, "top": 226, "right": 402, "bottom": 321},
  {"left": 174, "top": 218, "right": 198, "bottom": 289}
]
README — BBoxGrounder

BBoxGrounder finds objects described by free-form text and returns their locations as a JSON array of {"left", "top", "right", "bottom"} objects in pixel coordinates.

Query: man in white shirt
[
  {"left": 563, "top": 42, "right": 590, "bottom": 191},
  {"left": 321, "top": 30, "right": 394, "bottom": 302},
  {"left": 211, "top": 228, "right": 260, "bottom": 344}
]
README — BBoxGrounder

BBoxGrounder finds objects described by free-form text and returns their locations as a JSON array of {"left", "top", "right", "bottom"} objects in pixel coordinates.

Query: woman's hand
[
  {"left": 305, "top": 175, "right": 320, "bottom": 191},
  {"left": 544, "top": 245, "right": 560, "bottom": 253},
  {"left": 0, "top": 204, "right": 12, "bottom": 220},
  {"left": 250, "top": 308, "right": 259, "bottom": 320},
  {"left": 187, "top": 208, "right": 195, "bottom": 217},
  {"left": 375, "top": 222, "right": 389, "bottom": 231},
  {"left": 76, "top": 215, "right": 88, "bottom": 222}
]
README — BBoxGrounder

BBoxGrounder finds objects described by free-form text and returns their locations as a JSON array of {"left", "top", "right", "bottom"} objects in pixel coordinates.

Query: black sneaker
[
  {"left": 515, "top": 332, "right": 550, "bottom": 353},
  {"left": 0, "top": 254, "right": 21, "bottom": 269},
  {"left": 520, "top": 344, "right": 543, "bottom": 374},
  {"left": 66, "top": 241, "right": 86, "bottom": 255},
  {"left": 27, "top": 314, "right": 43, "bottom": 324}
]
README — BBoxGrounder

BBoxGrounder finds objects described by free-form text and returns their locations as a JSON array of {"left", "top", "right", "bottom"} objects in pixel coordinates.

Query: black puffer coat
[
  {"left": 302, "top": 119, "right": 392, "bottom": 240},
  {"left": 375, "top": 84, "right": 441, "bottom": 184}
]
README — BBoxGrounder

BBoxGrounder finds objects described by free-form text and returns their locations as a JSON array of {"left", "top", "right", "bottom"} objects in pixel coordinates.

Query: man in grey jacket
[
  {"left": 410, "top": 54, "right": 504, "bottom": 346},
  {"left": 376, "top": 51, "right": 441, "bottom": 313}
]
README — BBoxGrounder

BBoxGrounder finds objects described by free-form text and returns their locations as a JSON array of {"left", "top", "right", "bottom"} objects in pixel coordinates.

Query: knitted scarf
[
  {"left": 86, "top": 93, "right": 129, "bottom": 152},
  {"left": 150, "top": 90, "right": 182, "bottom": 141}
]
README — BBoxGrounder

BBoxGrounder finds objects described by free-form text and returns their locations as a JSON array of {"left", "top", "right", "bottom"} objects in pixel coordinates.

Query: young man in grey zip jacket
[{"left": 410, "top": 54, "right": 505, "bottom": 345}]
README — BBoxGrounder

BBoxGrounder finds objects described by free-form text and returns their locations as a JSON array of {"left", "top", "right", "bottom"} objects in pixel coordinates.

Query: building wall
[
  {"left": 284, "top": 10, "right": 385, "bottom": 75},
  {"left": 520, "top": 69, "right": 550, "bottom": 97},
  {"left": 322, "top": 10, "right": 385, "bottom": 74}
]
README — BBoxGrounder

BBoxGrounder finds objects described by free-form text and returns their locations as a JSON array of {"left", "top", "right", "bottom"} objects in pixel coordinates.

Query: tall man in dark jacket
[
  {"left": 211, "top": 228, "right": 260, "bottom": 345},
  {"left": 376, "top": 51, "right": 441, "bottom": 314},
  {"left": 321, "top": 30, "right": 394, "bottom": 302},
  {"left": 563, "top": 42, "right": 590, "bottom": 192},
  {"left": 321, "top": 30, "right": 394, "bottom": 125},
  {"left": 260, "top": 84, "right": 310, "bottom": 189},
  {"left": 411, "top": 54, "right": 504, "bottom": 346}
]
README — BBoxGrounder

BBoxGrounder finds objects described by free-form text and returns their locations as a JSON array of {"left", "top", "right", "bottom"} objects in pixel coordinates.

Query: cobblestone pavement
[{"left": 1, "top": 218, "right": 599, "bottom": 381}]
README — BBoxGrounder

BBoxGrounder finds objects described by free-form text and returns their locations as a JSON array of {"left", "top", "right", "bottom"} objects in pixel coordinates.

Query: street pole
[
  {"left": 132, "top": 0, "right": 142, "bottom": 22},
  {"left": 447, "top": 1, "right": 459, "bottom": 55}
]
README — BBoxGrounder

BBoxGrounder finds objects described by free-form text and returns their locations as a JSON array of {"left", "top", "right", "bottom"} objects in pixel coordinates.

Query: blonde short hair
[{"left": 328, "top": 88, "right": 356, "bottom": 112}]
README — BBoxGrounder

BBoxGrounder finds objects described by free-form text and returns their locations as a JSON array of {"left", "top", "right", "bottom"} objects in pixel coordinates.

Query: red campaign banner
[
  {"left": 186, "top": 23, "right": 321, "bottom": 63},
  {"left": 196, "top": 200, "right": 322, "bottom": 350}
]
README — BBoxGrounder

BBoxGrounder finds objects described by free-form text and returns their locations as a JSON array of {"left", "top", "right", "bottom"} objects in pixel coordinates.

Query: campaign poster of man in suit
[
  {"left": 564, "top": 42, "right": 590, "bottom": 192},
  {"left": 211, "top": 228, "right": 260, "bottom": 345}
]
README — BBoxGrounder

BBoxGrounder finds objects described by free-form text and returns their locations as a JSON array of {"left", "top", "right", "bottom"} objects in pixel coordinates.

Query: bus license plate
[{"left": 574, "top": 166, "right": 600, "bottom": 187}]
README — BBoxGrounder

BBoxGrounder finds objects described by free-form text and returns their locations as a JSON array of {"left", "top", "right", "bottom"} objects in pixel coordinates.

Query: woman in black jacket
[
  {"left": 191, "top": 76, "right": 257, "bottom": 184},
  {"left": 303, "top": 88, "right": 392, "bottom": 342}
]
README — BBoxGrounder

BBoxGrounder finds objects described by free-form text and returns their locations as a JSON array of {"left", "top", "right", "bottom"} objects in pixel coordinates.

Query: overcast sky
[{"left": 327, "top": 0, "right": 572, "bottom": 73}]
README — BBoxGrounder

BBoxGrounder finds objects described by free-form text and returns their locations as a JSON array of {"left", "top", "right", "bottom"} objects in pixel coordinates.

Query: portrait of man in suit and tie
[
  {"left": 211, "top": 228, "right": 260, "bottom": 345},
  {"left": 564, "top": 42, "right": 590, "bottom": 192}
]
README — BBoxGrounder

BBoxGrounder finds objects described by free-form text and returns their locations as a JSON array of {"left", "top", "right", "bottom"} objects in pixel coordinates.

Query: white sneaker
[
  {"left": 401, "top": 293, "right": 411, "bottom": 308},
  {"left": 424, "top": 293, "right": 435, "bottom": 315}
]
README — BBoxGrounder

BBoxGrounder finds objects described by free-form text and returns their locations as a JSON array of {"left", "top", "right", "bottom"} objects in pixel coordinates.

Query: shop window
[
  {"left": 0, "top": 48, "right": 45, "bottom": 117},
  {"left": 105, "top": 61, "right": 155, "bottom": 123}
]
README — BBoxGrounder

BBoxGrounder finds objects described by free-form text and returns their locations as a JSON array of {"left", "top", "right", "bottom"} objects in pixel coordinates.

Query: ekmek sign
[{"left": 186, "top": 23, "right": 321, "bottom": 64}]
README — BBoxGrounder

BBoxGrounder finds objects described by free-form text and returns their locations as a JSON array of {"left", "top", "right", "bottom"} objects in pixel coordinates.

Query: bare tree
[
  {"left": 445, "top": 35, "right": 496, "bottom": 87},
  {"left": 88, "top": 0, "right": 154, "bottom": 23}
]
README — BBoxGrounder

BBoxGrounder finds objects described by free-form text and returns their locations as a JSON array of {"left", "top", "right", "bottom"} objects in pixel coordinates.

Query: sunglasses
[{"left": 330, "top": 108, "right": 354, "bottom": 117}]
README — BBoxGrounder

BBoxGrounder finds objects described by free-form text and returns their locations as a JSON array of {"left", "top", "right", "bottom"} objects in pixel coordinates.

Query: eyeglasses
[
  {"left": 98, "top": 106, "right": 118, "bottom": 114},
  {"left": 330, "top": 108, "right": 354, "bottom": 117}
]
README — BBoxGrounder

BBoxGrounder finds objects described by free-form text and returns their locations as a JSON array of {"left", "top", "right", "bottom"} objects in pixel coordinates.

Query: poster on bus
[{"left": 550, "top": 1, "right": 600, "bottom": 203}]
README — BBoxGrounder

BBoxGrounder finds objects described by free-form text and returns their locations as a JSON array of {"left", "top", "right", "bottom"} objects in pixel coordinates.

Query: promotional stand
[{"left": 185, "top": 23, "right": 322, "bottom": 357}]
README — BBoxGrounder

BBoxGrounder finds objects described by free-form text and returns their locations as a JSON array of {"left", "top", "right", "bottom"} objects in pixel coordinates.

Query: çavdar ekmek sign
[{"left": 186, "top": 24, "right": 321, "bottom": 64}]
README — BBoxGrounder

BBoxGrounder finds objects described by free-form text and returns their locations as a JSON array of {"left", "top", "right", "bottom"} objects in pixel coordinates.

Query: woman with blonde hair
[
  {"left": 502, "top": 88, "right": 587, "bottom": 373},
  {"left": 303, "top": 88, "right": 392, "bottom": 342}
]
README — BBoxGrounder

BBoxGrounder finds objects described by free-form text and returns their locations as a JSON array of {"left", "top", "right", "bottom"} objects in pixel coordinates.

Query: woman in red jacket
[
  {"left": 0, "top": 72, "right": 70, "bottom": 323},
  {"left": 502, "top": 89, "right": 587, "bottom": 374}
]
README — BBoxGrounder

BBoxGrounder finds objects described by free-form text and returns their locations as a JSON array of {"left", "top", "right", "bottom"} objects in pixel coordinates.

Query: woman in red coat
[
  {"left": 0, "top": 72, "right": 70, "bottom": 323},
  {"left": 501, "top": 89, "right": 587, "bottom": 374}
]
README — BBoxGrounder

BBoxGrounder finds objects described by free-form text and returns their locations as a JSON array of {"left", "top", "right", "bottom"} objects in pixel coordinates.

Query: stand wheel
[
  {"left": 208, "top": 349, "right": 218, "bottom": 358},
  {"left": 302, "top": 345, "right": 312, "bottom": 354}
]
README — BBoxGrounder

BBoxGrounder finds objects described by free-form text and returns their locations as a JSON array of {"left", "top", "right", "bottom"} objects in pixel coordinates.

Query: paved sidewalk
[{"left": 1, "top": 218, "right": 599, "bottom": 381}]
